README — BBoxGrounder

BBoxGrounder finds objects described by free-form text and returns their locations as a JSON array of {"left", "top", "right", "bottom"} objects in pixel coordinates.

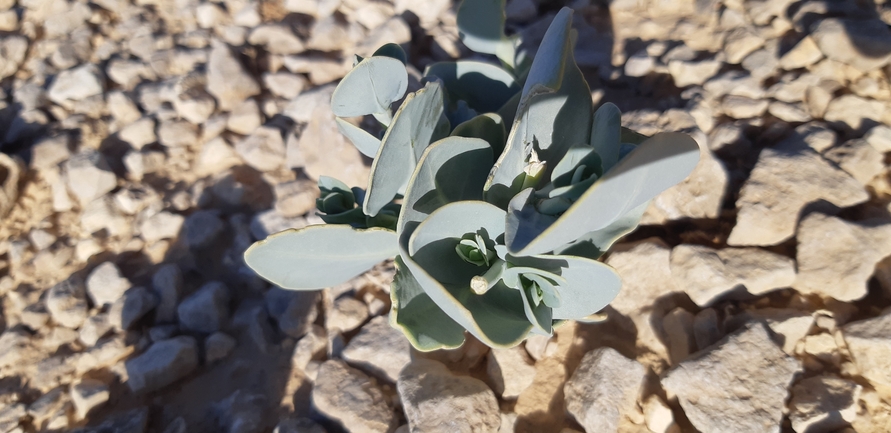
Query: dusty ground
[{"left": 1, "top": 0, "right": 891, "bottom": 432}]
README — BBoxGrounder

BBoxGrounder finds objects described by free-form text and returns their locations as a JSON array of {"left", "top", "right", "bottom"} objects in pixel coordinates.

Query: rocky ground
[{"left": 0, "top": 0, "right": 891, "bottom": 431}]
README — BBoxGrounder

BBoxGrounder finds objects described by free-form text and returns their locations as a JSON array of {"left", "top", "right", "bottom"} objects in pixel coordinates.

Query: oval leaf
[
  {"left": 331, "top": 56, "right": 408, "bottom": 118},
  {"left": 244, "top": 225, "right": 398, "bottom": 290},
  {"left": 364, "top": 82, "right": 445, "bottom": 216},
  {"left": 391, "top": 255, "right": 466, "bottom": 351},
  {"left": 408, "top": 200, "right": 506, "bottom": 256},
  {"left": 509, "top": 132, "right": 700, "bottom": 255},
  {"left": 456, "top": 0, "right": 509, "bottom": 56},
  {"left": 451, "top": 113, "right": 506, "bottom": 156},
  {"left": 590, "top": 102, "right": 622, "bottom": 171},
  {"left": 335, "top": 118, "right": 380, "bottom": 158},
  {"left": 373, "top": 43, "right": 407, "bottom": 64}
]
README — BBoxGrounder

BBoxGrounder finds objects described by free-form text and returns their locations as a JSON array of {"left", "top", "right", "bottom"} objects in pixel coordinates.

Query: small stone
[
  {"left": 663, "top": 307, "right": 695, "bottom": 364},
  {"left": 216, "top": 390, "right": 268, "bottom": 433},
  {"left": 273, "top": 180, "right": 318, "bottom": 218},
  {"left": 46, "top": 276, "right": 89, "bottom": 329},
  {"left": 48, "top": 64, "right": 104, "bottom": 105},
  {"left": 727, "top": 144, "right": 868, "bottom": 246},
  {"left": 125, "top": 336, "right": 199, "bottom": 394},
  {"left": 670, "top": 245, "right": 796, "bottom": 306},
  {"left": 313, "top": 360, "right": 396, "bottom": 432},
  {"left": 124, "top": 150, "right": 166, "bottom": 180},
  {"left": 668, "top": 58, "right": 723, "bottom": 87},
  {"left": 865, "top": 125, "right": 891, "bottom": 153},
  {"left": 487, "top": 346, "right": 536, "bottom": 399},
  {"left": 399, "top": 358, "right": 500, "bottom": 432},
  {"left": 823, "top": 139, "right": 885, "bottom": 185},
  {"left": 157, "top": 120, "right": 199, "bottom": 148},
  {"left": 118, "top": 117, "right": 157, "bottom": 150},
  {"left": 662, "top": 323, "right": 801, "bottom": 433},
  {"left": 263, "top": 72, "right": 307, "bottom": 100},
  {"left": 803, "top": 333, "right": 839, "bottom": 364},
  {"left": 81, "top": 196, "right": 130, "bottom": 237},
  {"left": 326, "top": 296, "right": 368, "bottom": 333},
  {"left": 177, "top": 281, "right": 230, "bottom": 333},
  {"left": 207, "top": 39, "right": 261, "bottom": 111},
  {"left": 291, "top": 325, "right": 326, "bottom": 371},
  {"left": 71, "top": 379, "right": 110, "bottom": 420},
  {"left": 643, "top": 395, "right": 678, "bottom": 433},
  {"left": 842, "top": 311, "right": 891, "bottom": 387},
  {"left": 644, "top": 141, "right": 728, "bottom": 222},
  {"left": 109, "top": 286, "right": 158, "bottom": 330},
  {"left": 86, "top": 262, "right": 132, "bottom": 307},
  {"left": 795, "top": 213, "right": 891, "bottom": 302},
  {"left": 624, "top": 50, "right": 654, "bottom": 77},
  {"left": 30, "top": 135, "right": 71, "bottom": 171},
  {"left": 342, "top": 316, "right": 409, "bottom": 383},
  {"left": 79, "top": 313, "right": 112, "bottom": 347},
  {"left": 789, "top": 375, "right": 861, "bottom": 433},
  {"left": 722, "top": 95, "right": 769, "bottom": 119},
  {"left": 149, "top": 324, "right": 179, "bottom": 342},
  {"left": 693, "top": 309, "right": 722, "bottom": 350},
  {"left": 747, "top": 309, "right": 815, "bottom": 355},
  {"left": 810, "top": 18, "right": 891, "bottom": 73},
  {"left": 152, "top": 264, "right": 183, "bottom": 323},
  {"left": 266, "top": 287, "right": 318, "bottom": 339},
  {"left": 63, "top": 150, "right": 117, "bottom": 206},
  {"left": 792, "top": 122, "right": 836, "bottom": 153},
  {"left": 140, "top": 211, "right": 185, "bottom": 243},
  {"left": 0, "top": 327, "right": 31, "bottom": 368},
  {"left": 565, "top": 347, "right": 646, "bottom": 433},
  {"left": 723, "top": 27, "right": 764, "bottom": 64},
  {"left": 227, "top": 98, "right": 262, "bottom": 135},
  {"left": 197, "top": 137, "right": 242, "bottom": 176},
  {"left": 768, "top": 101, "right": 811, "bottom": 123},
  {"left": 183, "top": 210, "right": 225, "bottom": 250},
  {"left": 779, "top": 36, "right": 823, "bottom": 70},
  {"left": 823, "top": 95, "right": 886, "bottom": 131},
  {"left": 204, "top": 332, "right": 236, "bottom": 363},
  {"left": 235, "top": 125, "right": 287, "bottom": 172},
  {"left": 0, "top": 36, "right": 27, "bottom": 79},
  {"left": 248, "top": 24, "right": 305, "bottom": 55},
  {"left": 232, "top": 302, "right": 275, "bottom": 353}
]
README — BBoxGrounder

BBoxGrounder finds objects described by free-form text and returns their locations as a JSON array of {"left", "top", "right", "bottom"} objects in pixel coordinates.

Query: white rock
[
  {"left": 398, "top": 358, "right": 500, "bottom": 432},
  {"left": 727, "top": 144, "right": 868, "bottom": 246},
  {"left": 197, "top": 137, "right": 242, "bottom": 176},
  {"left": 46, "top": 277, "right": 89, "bottom": 329},
  {"left": 292, "top": 324, "right": 326, "bottom": 370},
  {"left": 662, "top": 323, "right": 801, "bottom": 433},
  {"left": 109, "top": 286, "right": 158, "bottom": 331},
  {"left": 30, "top": 135, "right": 71, "bottom": 171},
  {"left": 668, "top": 58, "right": 723, "bottom": 87},
  {"left": 693, "top": 309, "right": 722, "bottom": 350},
  {"left": 207, "top": 39, "right": 261, "bottom": 111},
  {"left": 703, "top": 70, "right": 765, "bottom": 99},
  {"left": 0, "top": 36, "right": 27, "bottom": 79},
  {"left": 125, "top": 336, "right": 199, "bottom": 394},
  {"left": 273, "top": 180, "right": 317, "bottom": 218},
  {"left": 86, "top": 262, "right": 132, "bottom": 307},
  {"left": 486, "top": 345, "right": 536, "bottom": 399},
  {"left": 779, "top": 36, "right": 823, "bottom": 70},
  {"left": 312, "top": 359, "right": 396, "bottom": 432},
  {"left": 326, "top": 296, "right": 368, "bottom": 333},
  {"left": 670, "top": 245, "right": 796, "bottom": 306},
  {"left": 63, "top": 150, "right": 117, "bottom": 206},
  {"left": 342, "top": 315, "right": 410, "bottom": 383},
  {"left": 79, "top": 313, "right": 112, "bottom": 347},
  {"left": 789, "top": 375, "right": 860, "bottom": 433},
  {"left": 157, "top": 120, "right": 198, "bottom": 148},
  {"left": 823, "top": 95, "right": 886, "bottom": 131},
  {"left": 48, "top": 64, "right": 104, "bottom": 105},
  {"left": 865, "top": 125, "right": 891, "bottom": 153},
  {"left": 722, "top": 95, "right": 769, "bottom": 119},
  {"left": 140, "top": 211, "right": 185, "bottom": 244},
  {"left": 842, "top": 311, "right": 891, "bottom": 387},
  {"left": 823, "top": 139, "right": 885, "bottom": 185},
  {"left": 263, "top": 72, "right": 306, "bottom": 100},
  {"left": 71, "top": 379, "right": 109, "bottom": 420},
  {"left": 810, "top": 18, "right": 891, "bottom": 73},
  {"left": 564, "top": 348, "right": 645, "bottom": 432},
  {"left": 663, "top": 307, "right": 695, "bottom": 364},
  {"left": 643, "top": 395, "right": 678, "bottom": 433},
  {"left": 81, "top": 196, "right": 130, "bottom": 237},
  {"left": 282, "top": 55, "right": 349, "bottom": 85},
  {"left": 723, "top": 27, "right": 764, "bottom": 64},
  {"left": 791, "top": 122, "right": 836, "bottom": 153},
  {"left": 226, "top": 98, "right": 262, "bottom": 135},
  {"left": 644, "top": 139, "right": 727, "bottom": 222},
  {"left": 118, "top": 117, "right": 157, "bottom": 150},
  {"left": 796, "top": 213, "right": 891, "bottom": 302},
  {"left": 204, "top": 332, "right": 236, "bottom": 363},
  {"left": 624, "top": 50, "right": 654, "bottom": 77},
  {"left": 177, "top": 281, "right": 230, "bottom": 333},
  {"left": 746, "top": 309, "right": 815, "bottom": 355},
  {"left": 0, "top": 327, "right": 31, "bottom": 368},
  {"left": 768, "top": 101, "right": 811, "bottom": 123},
  {"left": 248, "top": 25, "right": 305, "bottom": 55},
  {"left": 235, "top": 125, "right": 287, "bottom": 172}
]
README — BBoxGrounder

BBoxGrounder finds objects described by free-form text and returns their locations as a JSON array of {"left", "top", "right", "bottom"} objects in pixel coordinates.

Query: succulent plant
[{"left": 245, "top": 2, "right": 701, "bottom": 350}]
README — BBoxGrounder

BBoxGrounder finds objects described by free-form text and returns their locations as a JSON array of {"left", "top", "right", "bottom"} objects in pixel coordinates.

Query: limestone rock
[
  {"left": 248, "top": 24, "right": 305, "bottom": 55},
  {"left": 810, "top": 18, "right": 891, "bottom": 73},
  {"left": 662, "top": 323, "right": 801, "bottom": 433},
  {"left": 670, "top": 245, "right": 796, "bottom": 306},
  {"left": 109, "top": 286, "right": 158, "bottom": 330},
  {"left": 183, "top": 210, "right": 225, "bottom": 250},
  {"left": 727, "top": 144, "right": 868, "bottom": 246},
  {"left": 823, "top": 139, "right": 885, "bottom": 186},
  {"left": 745, "top": 309, "right": 815, "bottom": 355},
  {"left": 842, "top": 310, "right": 891, "bottom": 387},
  {"left": 779, "top": 36, "right": 824, "bottom": 70},
  {"left": 722, "top": 95, "right": 769, "bottom": 119},
  {"left": 48, "top": 64, "right": 104, "bottom": 105},
  {"left": 312, "top": 360, "right": 395, "bottom": 432},
  {"left": 71, "top": 379, "right": 110, "bottom": 420},
  {"left": 292, "top": 324, "right": 326, "bottom": 370},
  {"left": 263, "top": 72, "right": 307, "bottom": 100},
  {"left": 227, "top": 98, "right": 262, "bottom": 135},
  {"left": 326, "top": 296, "right": 368, "bottom": 333},
  {"left": 204, "top": 332, "right": 236, "bottom": 363},
  {"left": 644, "top": 140, "right": 727, "bottom": 222},
  {"left": 564, "top": 348, "right": 646, "bottom": 433},
  {"left": 865, "top": 125, "right": 891, "bottom": 153},
  {"left": 398, "top": 358, "right": 500, "bottom": 433},
  {"left": 0, "top": 36, "right": 27, "bottom": 79},
  {"left": 46, "top": 277, "right": 89, "bottom": 329},
  {"left": 140, "top": 211, "right": 185, "bottom": 243},
  {"left": 177, "top": 281, "right": 230, "bottom": 333},
  {"left": 823, "top": 95, "right": 886, "bottom": 131},
  {"left": 207, "top": 39, "right": 261, "bottom": 111},
  {"left": 235, "top": 125, "right": 287, "bottom": 172},
  {"left": 86, "top": 262, "right": 132, "bottom": 307},
  {"left": 795, "top": 213, "right": 891, "bottom": 302},
  {"left": 125, "top": 336, "right": 199, "bottom": 394},
  {"left": 789, "top": 375, "right": 861, "bottom": 433},
  {"left": 265, "top": 287, "right": 318, "bottom": 339},
  {"left": 668, "top": 58, "right": 723, "bottom": 87},
  {"left": 486, "top": 345, "right": 536, "bottom": 399},
  {"left": 63, "top": 150, "right": 118, "bottom": 207},
  {"left": 79, "top": 313, "right": 112, "bottom": 347},
  {"left": 342, "top": 315, "right": 411, "bottom": 384}
]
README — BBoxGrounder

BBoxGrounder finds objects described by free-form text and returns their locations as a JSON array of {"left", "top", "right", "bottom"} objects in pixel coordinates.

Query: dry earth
[{"left": 1, "top": 0, "right": 891, "bottom": 432}]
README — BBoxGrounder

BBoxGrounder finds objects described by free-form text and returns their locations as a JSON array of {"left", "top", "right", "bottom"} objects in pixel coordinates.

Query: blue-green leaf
[
  {"left": 590, "top": 102, "right": 622, "bottom": 171},
  {"left": 331, "top": 56, "right": 408, "bottom": 118},
  {"left": 244, "top": 225, "right": 398, "bottom": 290},
  {"left": 425, "top": 61, "right": 520, "bottom": 114},
  {"left": 551, "top": 201, "right": 649, "bottom": 260},
  {"left": 364, "top": 82, "right": 445, "bottom": 217},
  {"left": 450, "top": 113, "right": 506, "bottom": 155},
  {"left": 390, "top": 255, "right": 466, "bottom": 351},
  {"left": 408, "top": 201, "right": 506, "bottom": 256},
  {"left": 335, "top": 118, "right": 380, "bottom": 158},
  {"left": 456, "top": 0, "right": 510, "bottom": 56},
  {"left": 373, "top": 43, "right": 407, "bottom": 65}
]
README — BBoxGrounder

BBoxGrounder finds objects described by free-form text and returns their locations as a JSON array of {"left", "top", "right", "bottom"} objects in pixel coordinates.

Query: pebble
[
  {"left": 204, "top": 332, "right": 236, "bottom": 363},
  {"left": 312, "top": 360, "right": 396, "bottom": 432},
  {"left": 779, "top": 36, "right": 824, "bottom": 70},
  {"left": 789, "top": 375, "right": 861, "bottom": 433},
  {"left": 183, "top": 210, "right": 226, "bottom": 250},
  {"left": 79, "top": 313, "right": 112, "bottom": 346},
  {"left": 273, "top": 180, "right": 318, "bottom": 218},
  {"left": 841, "top": 310, "right": 891, "bottom": 387},
  {"left": 865, "top": 125, "right": 891, "bottom": 153},
  {"left": 326, "top": 296, "right": 369, "bottom": 333},
  {"left": 823, "top": 95, "right": 886, "bottom": 132},
  {"left": 125, "top": 336, "right": 199, "bottom": 394},
  {"left": 63, "top": 150, "right": 118, "bottom": 207},
  {"left": 140, "top": 211, "right": 185, "bottom": 243},
  {"left": 668, "top": 58, "right": 723, "bottom": 87},
  {"left": 86, "top": 262, "right": 133, "bottom": 307},
  {"left": 46, "top": 276, "right": 89, "bottom": 329},
  {"left": 235, "top": 125, "right": 288, "bottom": 172},
  {"left": 810, "top": 18, "right": 891, "bottom": 73},
  {"left": 265, "top": 287, "right": 318, "bottom": 339},
  {"left": 823, "top": 139, "right": 885, "bottom": 186},
  {"left": 398, "top": 358, "right": 501, "bottom": 432},
  {"left": 177, "top": 281, "right": 231, "bottom": 333},
  {"left": 227, "top": 98, "right": 262, "bottom": 135},
  {"left": 207, "top": 39, "right": 261, "bottom": 111},
  {"left": 118, "top": 117, "right": 157, "bottom": 150},
  {"left": 215, "top": 390, "right": 268, "bottom": 433},
  {"left": 263, "top": 72, "right": 307, "bottom": 100},
  {"left": 662, "top": 323, "right": 801, "bottom": 433},
  {"left": 644, "top": 139, "right": 728, "bottom": 222},
  {"left": 71, "top": 378, "right": 110, "bottom": 420},
  {"left": 47, "top": 64, "right": 104, "bottom": 105},
  {"left": 109, "top": 286, "right": 158, "bottom": 331},
  {"left": 152, "top": 263, "right": 184, "bottom": 323},
  {"left": 341, "top": 315, "right": 410, "bottom": 383},
  {"left": 564, "top": 347, "right": 646, "bottom": 432},
  {"left": 248, "top": 24, "right": 305, "bottom": 55},
  {"left": 486, "top": 345, "right": 537, "bottom": 400}
]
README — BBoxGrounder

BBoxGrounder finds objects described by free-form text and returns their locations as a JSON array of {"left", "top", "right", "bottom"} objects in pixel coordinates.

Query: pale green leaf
[
  {"left": 590, "top": 102, "right": 622, "bottom": 171},
  {"left": 456, "top": 0, "right": 510, "bottom": 56},
  {"left": 408, "top": 200, "right": 506, "bottom": 256},
  {"left": 450, "top": 113, "right": 506, "bottom": 155},
  {"left": 335, "top": 118, "right": 380, "bottom": 158},
  {"left": 331, "top": 56, "right": 408, "bottom": 118},
  {"left": 390, "top": 255, "right": 466, "bottom": 351},
  {"left": 424, "top": 61, "right": 520, "bottom": 114}
]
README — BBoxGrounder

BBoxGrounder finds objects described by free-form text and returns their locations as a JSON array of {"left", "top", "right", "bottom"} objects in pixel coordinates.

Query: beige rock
[
  {"left": 779, "top": 36, "right": 824, "bottom": 70},
  {"left": 768, "top": 101, "right": 811, "bottom": 123},
  {"left": 314, "top": 359, "right": 396, "bottom": 432},
  {"left": 722, "top": 95, "right": 769, "bottom": 119},
  {"left": 789, "top": 375, "right": 861, "bottom": 433},
  {"left": 342, "top": 316, "right": 410, "bottom": 383},
  {"left": 823, "top": 139, "right": 885, "bottom": 185},
  {"left": 486, "top": 346, "right": 536, "bottom": 399},
  {"left": 356, "top": 17, "right": 411, "bottom": 57},
  {"left": 668, "top": 58, "right": 723, "bottom": 87},
  {"left": 207, "top": 39, "right": 261, "bottom": 111},
  {"left": 63, "top": 150, "right": 117, "bottom": 207},
  {"left": 71, "top": 379, "right": 109, "bottom": 419},
  {"left": 727, "top": 144, "right": 868, "bottom": 246},
  {"left": 398, "top": 358, "right": 500, "bottom": 432},
  {"left": 248, "top": 25, "right": 305, "bottom": 55},
  {"left": 643, "top": 138, "right": 727, "bottom": 223},
  {"left": 565, "top": 348, "right": 645, "bottom": 433},
  {"left": 865, "top": 125, "right": 891, "bottom": 153},
  {"left": 803, "top": 333, "right": 839, "bottom": 365},
  {"left": 824, "top": 95, "right": 886, "bottom": 131},
  {"left": 226, "top": 98, "right": 262, "bottom": 135},
  {"left": 747, "top": 309, "right": 815, "bottom": 355},
  {"left": 670, "top": 245, "right": 796, "bottom": 306},
  {"left": 810, "top": 18, "right": 891, "bottom": 73},
  {"left": 795, "top": 213, "right": 891, "bottom": 302},
  {"left": 643, "top": 395, "right": 679, "bottom": 433},
  {"left": 723, "top": 27, "right": 764, "bottom": 64},
  {"left": 234, "top": 125, "right": 287, "bottom": 172},
  {"left": 125, "top": 336, "right": 199, "bottom": 394},
  {"left": 663, "top": 307, "right": 695, "bottom": 364},
  {"left": 662, "top": 323, "right": 801, "bottom": 433},
  {"left": 842, "top": 311, "right": 891, "bottom": 387}
]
